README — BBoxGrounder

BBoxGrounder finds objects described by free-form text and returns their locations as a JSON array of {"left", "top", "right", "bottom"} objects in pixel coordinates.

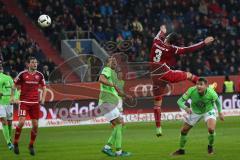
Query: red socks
[
  {"left": 14, "top": 126, "right": 22, "bottom": 145},
  {"left": 153, "top": 106, "right": 161, "bottom": 128},
  {"left": 30, "top": 128, "right": 38, "bottom": 146}
]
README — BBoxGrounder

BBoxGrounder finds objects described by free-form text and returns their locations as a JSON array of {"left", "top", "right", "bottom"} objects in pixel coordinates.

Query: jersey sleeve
[
  {"left": 177, "top": 87, "right": 194, "bottom": 109},
  {"left": 173, "top": 41, "right": 205, "bottom": 55},
  {"left": 14, "top": 72, "right": 23, "bottom": 85},
  {"left": 101, "top": 67, "right": 111, "bottom": 79}
]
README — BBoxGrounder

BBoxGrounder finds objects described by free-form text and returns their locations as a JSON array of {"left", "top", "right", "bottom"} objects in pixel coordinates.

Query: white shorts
[
  {"left": 116, "top": 99, "right": 123, "bottom": 113},
  {"left": 0, "top": 105, "right": 13, "bottom": 120},
  {"left": 183, "top": 109, "right": 216, "bottom": 126},
  {"left": 100, "top": 102, "right": 121, "bottom": 122}
]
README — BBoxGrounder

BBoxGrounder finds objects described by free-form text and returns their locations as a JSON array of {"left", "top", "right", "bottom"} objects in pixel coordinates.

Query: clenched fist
[{"left": 204, "top": 36, "right": 214, "bottom": 45}]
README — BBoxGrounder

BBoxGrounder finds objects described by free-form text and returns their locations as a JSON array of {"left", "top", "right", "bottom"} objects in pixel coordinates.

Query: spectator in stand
[
  {"left": 222, "top": 75, "right": 235, "bottom": 93},
  {"left": 17, "top": 0, "right": 240, "bottom": 77},
  {"left": 42, "top": 65, "right": 50, "bottom": 83}
]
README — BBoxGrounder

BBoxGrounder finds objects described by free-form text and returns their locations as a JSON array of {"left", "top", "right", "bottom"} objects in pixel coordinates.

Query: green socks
[
  {"left": 8, "top": 125, "right": 12, "bottom": 138},
  {"left": 180, "top": 132, "right": 187, "bottom": 149},
  {"left": 2, "top": 125, "right": 11, "bottom": 144},
  {"left": 107, "top": 126, "right": 117, "bottom": 146},
  {"left": 208, "top": 132, "right": 215, "bottom": 146},
  {"left": 106, "top": 124, "right": 123, "bottom": 150},
  {"left": 115, "top": 124, "right": 123, "bottom": 150}
]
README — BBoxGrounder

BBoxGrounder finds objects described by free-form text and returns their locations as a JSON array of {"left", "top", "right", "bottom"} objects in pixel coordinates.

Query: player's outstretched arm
[
  {"left": 175, "top": 36, "right": 214, "bottom": 55},
  {"left": 154, "top": 25, "right": 167, "bottom": 40}
]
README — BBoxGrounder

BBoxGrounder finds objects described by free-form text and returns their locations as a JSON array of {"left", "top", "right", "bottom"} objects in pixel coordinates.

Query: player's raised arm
[
  {"left": 154, "top": 25, "right": 167, "bottom": 41},
  {"left": 174, "top": 36, "right": 214, "bottom": 55}
]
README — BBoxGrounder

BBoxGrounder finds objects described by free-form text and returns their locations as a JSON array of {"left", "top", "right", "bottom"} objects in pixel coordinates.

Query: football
[{"left": 38, "top": 14, "right": 51, "bottom": 27}]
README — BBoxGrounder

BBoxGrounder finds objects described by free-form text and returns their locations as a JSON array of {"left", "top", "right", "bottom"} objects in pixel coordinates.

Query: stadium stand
[
  {"left": 0, "top": 0, "right": 238, "bottom": 82},
  {"left": 17, "top": 0, "right": 240, "bottom": 77},
  {"left": 0, "top": 1, "right": 51, "bottom": 78}
]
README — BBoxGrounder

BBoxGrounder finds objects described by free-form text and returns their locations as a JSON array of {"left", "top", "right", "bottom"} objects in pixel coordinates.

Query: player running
[
  {"left": 100, "top": 56, "right": 131, "bottom": 157},
  {"left": 172, "top": 78, "right": 224, "bottom": 155},
  {"left": 0, "top": 64, "right": 15, "bottom": 150},
  {"left": 11, "top": 57, "right": 46, "bottom": 156},
  {"left": 150, "top": 25, "right": 215, "bottom": 136}
]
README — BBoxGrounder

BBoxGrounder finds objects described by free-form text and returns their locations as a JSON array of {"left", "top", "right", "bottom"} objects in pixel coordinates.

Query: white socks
[
  {"left": 116, "top": 150, "right": 122, "bottom": 155},
  {"left": 104, "top": 145, "right": 111, "bottom": 150}
]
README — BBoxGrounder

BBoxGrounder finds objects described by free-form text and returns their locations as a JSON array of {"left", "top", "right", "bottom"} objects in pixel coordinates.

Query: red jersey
[
  {"left": 14, "top": 70, "right": 46, "bottom": 103},
  {"left": 150, "top": 30, "right": 205, "bottom": 67}
]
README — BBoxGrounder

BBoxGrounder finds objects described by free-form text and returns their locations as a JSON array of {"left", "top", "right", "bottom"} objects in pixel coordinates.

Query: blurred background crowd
[{"left": 1, "top": 0, "right": 240, "bottom": 81}]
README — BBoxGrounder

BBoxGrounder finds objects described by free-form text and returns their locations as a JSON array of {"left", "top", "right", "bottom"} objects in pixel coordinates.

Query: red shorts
[
  {"left": 151, "top": 65, "right": 187, "bottom": 100},
  {"left": 18, "top": 102, "right": 40, "bottom": 120}
]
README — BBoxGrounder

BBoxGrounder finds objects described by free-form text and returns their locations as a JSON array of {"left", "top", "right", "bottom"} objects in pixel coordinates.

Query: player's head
[
  {"left": 106, "top": 56, "right": 117, "bottom": 70},
  {"left": 225, "top": 75, "right": 230, "bottom": 81},
  {"left": 27, "top": 56, "right": 38, "bottom": 71},
  {"left": 164, "top": 32, "right": 178, "bottom": 45},
  {"left": 196, "top": 77, "right": 208, "bottom": 94}
]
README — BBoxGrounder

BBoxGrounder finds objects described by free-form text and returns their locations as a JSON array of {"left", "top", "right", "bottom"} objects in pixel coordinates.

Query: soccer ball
[{"left": 38, "top": 15, "right": 51, "bottom": 27}]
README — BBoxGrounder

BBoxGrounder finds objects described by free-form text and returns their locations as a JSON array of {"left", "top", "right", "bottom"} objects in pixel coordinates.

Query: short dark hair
[
  {"left": 27, "top": 56, "right": 37, "bottom": 63},
  {"left": 198, "top": 77, "right": 208, "bottom": 84},
  {"left": 166, "top": 32, "right": 178, "bottom": 45},
  {"left": 225, "top": 75, "right": 230, "bottom": 81}
]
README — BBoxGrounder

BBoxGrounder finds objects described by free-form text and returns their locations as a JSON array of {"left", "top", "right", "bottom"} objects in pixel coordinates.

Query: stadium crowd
[
  {"left": 10, "top": 0, "right": 240, "bottom": 77},
  {"left": 0, "top": 2, "right": 60, "bottom": 82}
]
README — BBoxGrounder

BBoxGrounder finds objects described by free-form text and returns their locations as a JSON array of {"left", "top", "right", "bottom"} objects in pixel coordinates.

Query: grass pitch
[{"left": 0, "top": 116, "right": 239, "bottom": 160}]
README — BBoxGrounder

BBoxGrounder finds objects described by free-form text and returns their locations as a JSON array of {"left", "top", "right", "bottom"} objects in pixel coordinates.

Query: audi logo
[
  {"left": 129, "top": 83, "right": 173, "bottom": 97},
  {"left": 128, "top": 84, "right": 154, "bottom": 97}
]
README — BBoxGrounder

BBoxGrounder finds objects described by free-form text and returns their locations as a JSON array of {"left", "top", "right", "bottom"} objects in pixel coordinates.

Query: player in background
[
  {"left": 11, "top": 57, "right": 46, "bottom": 156},
  {"left": 100, "top": 56, "right": 131, "bottom": 157},
  {"left": 0, "top": 64, "right": 15, "bottom": 150},
  {"left": 150, "top": 25, "right": 216, "bottom": 136},
  {"left": 172, "top": 78, "right": 224, "bottom": 155}
]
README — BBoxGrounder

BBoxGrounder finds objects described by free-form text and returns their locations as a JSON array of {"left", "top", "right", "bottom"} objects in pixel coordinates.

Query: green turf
[{"left": 0, "top": 116, "right": 239, "bottom": 160}]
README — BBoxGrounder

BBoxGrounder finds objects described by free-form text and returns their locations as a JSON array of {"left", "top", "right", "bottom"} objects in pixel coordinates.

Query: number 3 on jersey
[{"left": 153, "top": 49, "right": 162, "bottom": 62}]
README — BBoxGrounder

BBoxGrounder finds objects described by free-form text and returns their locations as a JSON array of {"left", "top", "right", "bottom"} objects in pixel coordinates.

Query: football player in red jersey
[
  {"left": 150, "top": 25, "right": 215, "bottom": 137},
  {"left": 11, "top": 57, "right": 46, "bottom": 155}
]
